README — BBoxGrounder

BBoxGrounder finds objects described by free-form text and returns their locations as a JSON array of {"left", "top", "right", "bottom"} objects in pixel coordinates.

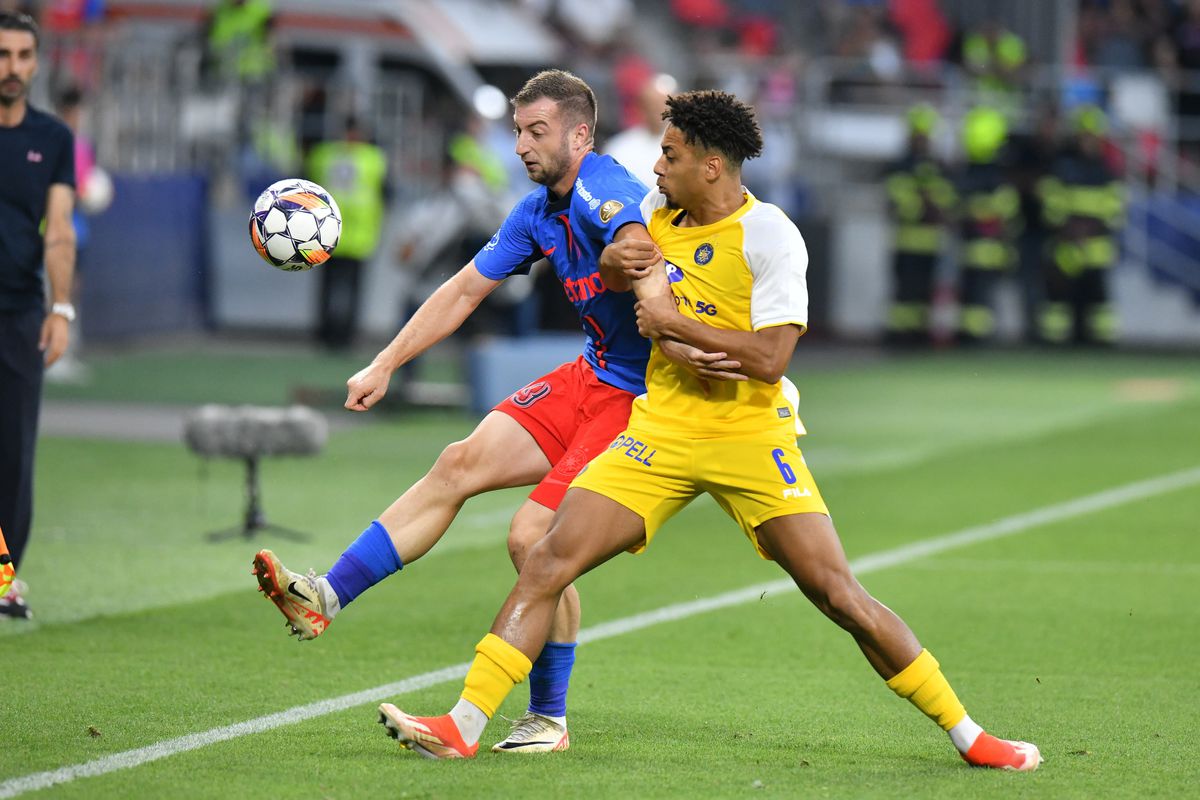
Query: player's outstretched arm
[{"left": 345, "top": 262, "right": 501, "bottom": 411}]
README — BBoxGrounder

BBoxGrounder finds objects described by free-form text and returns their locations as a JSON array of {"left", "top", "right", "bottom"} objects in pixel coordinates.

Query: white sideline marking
[
  {"left": 4, "top": 465, "right": 1199, "bottom": 798},
  {"left": 902, "top": 558, "right": 1200, "bottom": 576}
]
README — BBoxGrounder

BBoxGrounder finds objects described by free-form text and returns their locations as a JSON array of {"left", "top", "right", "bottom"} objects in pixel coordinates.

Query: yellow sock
[
  {"left": 885, "top": 649, "right": 967, "bottom": 731},
  {"left": 460, "top": 633, "right": 533, "bottom": 718}
]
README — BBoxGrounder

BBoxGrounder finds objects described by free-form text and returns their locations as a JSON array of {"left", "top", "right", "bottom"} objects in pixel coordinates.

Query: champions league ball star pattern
[{"left": 249, "top": 179, "right": 342, "bottom": 271}]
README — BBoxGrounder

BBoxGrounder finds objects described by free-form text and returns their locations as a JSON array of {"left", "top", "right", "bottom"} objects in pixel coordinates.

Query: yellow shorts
[{"left": 570, "top": 424, "right": 829, "bottom": 559}]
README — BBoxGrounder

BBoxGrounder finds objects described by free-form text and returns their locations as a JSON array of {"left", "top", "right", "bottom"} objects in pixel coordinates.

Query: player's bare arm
[
  {"left": 635, "top": 294, "right": 801, "bottom": 383},
  {"left": 599, "top": 227, "right": 660, "bottom": 291},
  {"left": 660, "top": 340, "right": 747, "bottom": 382},
  {"left": 40, "top": 182, "right": 76, "bottom": 367},
  {"left": 601, "top": 231, "right": 743, "bottom": 381},
  {"left": 599, "top": 223, "right": 668, "bottom": 299},
  {"left": 345, "top": 262, "right": 500, "bottom": 410}
]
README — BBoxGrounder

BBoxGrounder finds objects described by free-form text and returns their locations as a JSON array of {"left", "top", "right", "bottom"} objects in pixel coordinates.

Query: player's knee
[
  {"left": 428, "top": 438, "right": 477, "bottom": 494},
  {"left": 507, "top": 520, "right": 543, "bottom": 569},
  {"left": 517, "top": 535, "right": 580, "bottom": 597}
]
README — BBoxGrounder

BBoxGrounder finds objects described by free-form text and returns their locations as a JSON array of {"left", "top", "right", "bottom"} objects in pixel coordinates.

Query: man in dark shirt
[{"left": 0, "top": 12, "right": 77, "bottom": 620}]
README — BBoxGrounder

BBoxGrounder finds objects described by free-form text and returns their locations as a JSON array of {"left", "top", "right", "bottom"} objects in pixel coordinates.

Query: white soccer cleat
[{"left": 491, "top": 712, "right": 570, "bottom": 754}]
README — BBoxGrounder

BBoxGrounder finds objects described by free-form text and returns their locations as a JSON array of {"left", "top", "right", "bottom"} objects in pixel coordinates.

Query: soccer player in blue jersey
[
  {"left": 252, "top": 70, "right": 731, "bottom": 753},
  {"left": 374, "top": 90, "right": 1041, "bottom": 771}
]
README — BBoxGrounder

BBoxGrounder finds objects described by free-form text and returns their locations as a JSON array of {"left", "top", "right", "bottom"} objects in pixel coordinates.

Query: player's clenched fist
[
  {"left": 633, "top": 293, "right": 678, "bottom": 339},
  {"left": 600, "top": 238, "right": 661, "bottom": 289},
  {"left": 345, "top": 362, "right": 391, "bottom": 411}
]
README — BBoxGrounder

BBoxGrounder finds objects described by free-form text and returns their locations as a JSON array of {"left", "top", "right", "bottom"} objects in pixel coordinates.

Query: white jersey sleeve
[
  {"left": 639, "top": 189, "right": 667, "bottom": 224},
  {"left": 742, "top": 202, "right": 809, "bottom": 332}
]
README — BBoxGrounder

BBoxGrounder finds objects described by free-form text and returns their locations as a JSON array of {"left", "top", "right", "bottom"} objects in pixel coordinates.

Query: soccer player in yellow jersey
[{"left": 376, "top": 90, "right": 1042, "bottom": 771}]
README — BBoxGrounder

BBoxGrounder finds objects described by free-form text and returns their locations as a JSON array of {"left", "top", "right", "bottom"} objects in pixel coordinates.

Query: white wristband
[{"left": 50, "top": 302, "right": 76, "bottom": 322}]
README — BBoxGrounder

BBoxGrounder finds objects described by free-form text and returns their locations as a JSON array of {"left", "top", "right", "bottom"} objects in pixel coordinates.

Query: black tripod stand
[{"left": 206, "top": 456, "right": 311, "bottom": 542}]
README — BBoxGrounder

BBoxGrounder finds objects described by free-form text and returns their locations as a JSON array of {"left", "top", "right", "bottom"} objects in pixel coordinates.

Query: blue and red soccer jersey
[{"left": 473, "top": 152, "right": 650, "bottom": 395}]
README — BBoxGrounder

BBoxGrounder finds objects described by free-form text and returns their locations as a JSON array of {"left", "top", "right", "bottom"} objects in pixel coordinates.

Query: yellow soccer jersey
[{"left": 632, "top": 189, "right": 810, "bottom": 437}]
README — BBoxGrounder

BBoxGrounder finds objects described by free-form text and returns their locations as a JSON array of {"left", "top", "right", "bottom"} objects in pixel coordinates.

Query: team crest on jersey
[
  {"left": 511, "top": 381, "right": 551, "bottom": 407},
  {"left": 483, "top": 232, "right": 500, "bottom": 251},
  {"left": 598, "top": 199, "right": 624, "bottom": 224},
  {"left": 554, "top": 447, "right": 591, "bottom": 477},
  {"left": 694, "top": 243, "right": 714, "bottom": 265}
]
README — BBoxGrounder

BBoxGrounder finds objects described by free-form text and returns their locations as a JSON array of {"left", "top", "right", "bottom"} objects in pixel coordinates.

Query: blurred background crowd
[{"left": 10, "top": 0, "right": 1200, "bottom": 381}]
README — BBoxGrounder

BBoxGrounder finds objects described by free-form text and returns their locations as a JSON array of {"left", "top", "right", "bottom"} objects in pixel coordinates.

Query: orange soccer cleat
[
  {"left": 962, "top": 732, "right": 1043, "bottom": 771},
  {"left": 378, "top": 704, "right": 479, "bottom": 759},
  {"left": 0, "top": 525, "right": 13, "bottom": 600}
]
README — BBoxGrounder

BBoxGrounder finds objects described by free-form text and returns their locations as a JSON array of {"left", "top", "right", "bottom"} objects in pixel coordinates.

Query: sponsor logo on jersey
[
  {"left": 694, "top": 243, "right": 714, "bottom": 265},
  {"left": 26, "top": 150, "right": 42, "bottom": 163},
  {"left": 777, "top": 407, "right": 792, "bottom": 419},
  {"left": 562, "top": 270, "right": 607, "bottom": 302},
  {"left": 598, "top": 199, "right": 624, "bottom": 224},
  {"left": 665, "top": 262, "right": 716, "bottom": 316},
  {"left": 608, "top": 434, "right": 656, "bottom": 467},
  {"left": 782, "top": 487, "right": 813, "bottom": 499},
  {"left": 483, "top": 232, "right": 500, "bottom": 251},
  {"left": 511, "top": 381, "right": 551, "bottom": 407},
  {"left": 575, "top": 177, "right": 602, "bottom": 211}
]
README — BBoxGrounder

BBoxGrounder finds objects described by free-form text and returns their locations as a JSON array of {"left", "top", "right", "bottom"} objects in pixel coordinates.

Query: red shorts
[{"left": 494, "top": 355, "right": 636, "bottom": 510}]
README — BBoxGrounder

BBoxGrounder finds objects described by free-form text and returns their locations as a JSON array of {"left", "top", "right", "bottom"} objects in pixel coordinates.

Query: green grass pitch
[{"left": 4, "top": 349, "right": 1199, "bottom": 798}]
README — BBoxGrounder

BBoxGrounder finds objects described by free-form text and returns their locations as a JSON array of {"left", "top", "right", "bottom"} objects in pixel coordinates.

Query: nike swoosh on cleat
[
  {"left": 494, "top": 740, "right": 557, "bottom": 749},
  {"left": 286, "top": 581, "right": 313, "bottom": 603}
]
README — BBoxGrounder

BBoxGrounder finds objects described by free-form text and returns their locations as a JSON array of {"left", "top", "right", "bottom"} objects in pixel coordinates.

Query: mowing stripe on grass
[{"left": 4, "top": 465, "right": 1199, "bottom": 798}]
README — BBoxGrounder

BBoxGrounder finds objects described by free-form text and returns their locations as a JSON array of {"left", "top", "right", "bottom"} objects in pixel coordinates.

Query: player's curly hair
[
  {"left": 511, "top": 70, "right": 597, "bottom": 141},
  {"left": 663, "top": 90, "right": 763, "bottom": 166}
]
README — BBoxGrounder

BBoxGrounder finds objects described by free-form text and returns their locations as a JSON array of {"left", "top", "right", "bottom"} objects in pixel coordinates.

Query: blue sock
[
  {"left": 325, "top": 520, "right": 403, "bottom": 608},
  {"left": 528, "top": 641, "right": 577, "bottom": 719}
]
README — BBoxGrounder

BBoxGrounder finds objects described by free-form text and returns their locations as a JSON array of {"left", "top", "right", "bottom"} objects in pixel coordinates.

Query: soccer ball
[{"left": 249, "top": 179, "right": 342, "bottom": 271}]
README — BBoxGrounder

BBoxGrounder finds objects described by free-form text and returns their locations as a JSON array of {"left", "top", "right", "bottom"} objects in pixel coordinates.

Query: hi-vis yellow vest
[{"left": 306, "top": 140, "right": 388, "bottom": 260}]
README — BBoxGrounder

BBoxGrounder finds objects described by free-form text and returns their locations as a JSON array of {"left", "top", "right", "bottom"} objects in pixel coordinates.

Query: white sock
[
  {"left": 533, "top": 711, "right": 567, "bottom": 727},
  {"left": 450, "top": 698, "right": 490, "bottom": 746},
  {"left": 948, "top": 714, "right": 984, "bottom": 753},
  {"left": 316, "top": 576, "right": 341, "bottom": 619}
]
